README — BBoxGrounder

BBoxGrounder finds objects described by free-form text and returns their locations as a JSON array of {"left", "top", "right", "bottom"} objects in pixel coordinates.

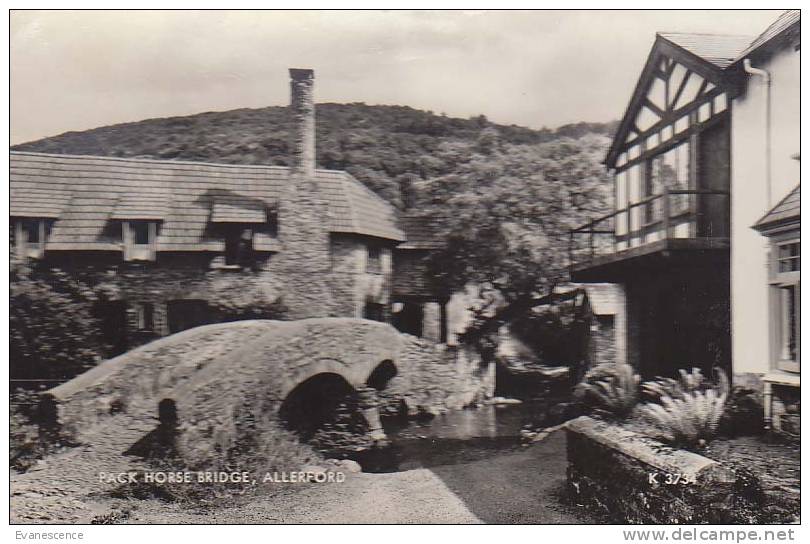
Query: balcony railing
[{"left": 569, "top": 188, "right": 730, "bottom": 268}]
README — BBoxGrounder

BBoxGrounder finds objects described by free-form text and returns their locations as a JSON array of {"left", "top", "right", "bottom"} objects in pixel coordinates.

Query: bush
[
  {"left": 720, "top": 386, "right": 764, "bottom": 437},
  {"left": 203, "top": 272, "right": 287, "bottom": 321},
  {"left": 641, "top": 367, "right": 713, "bottom": 402},
  {"left": 10, "top": 262, "right": 107, "bottom": 381},
  {"left": 574, "top": 362, "right": 640, "bottom": 419},
  {"left": 637, "top": 368, "right": 730, "bottom": 448},
  {"left": 10, "top": 389, "right": 65, "bottom": 472}
]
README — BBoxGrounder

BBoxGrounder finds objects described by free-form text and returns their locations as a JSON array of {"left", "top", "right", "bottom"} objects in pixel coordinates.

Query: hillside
[{"left": 12, "top": 103, "right": 617, "bottom": 209}]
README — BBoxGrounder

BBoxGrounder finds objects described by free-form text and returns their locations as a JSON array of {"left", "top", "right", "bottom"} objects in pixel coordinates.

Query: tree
[
  {"left": 10, "top": 260, "right": 107, "bottom": 381},
  {"left": 415, "top": 134, "right": 612, "bottom": 346}
]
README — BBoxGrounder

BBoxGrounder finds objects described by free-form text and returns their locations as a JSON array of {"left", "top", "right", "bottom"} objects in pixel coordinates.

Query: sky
[{"left": 10, "top": 9, "right": 783, "bottom": 145}]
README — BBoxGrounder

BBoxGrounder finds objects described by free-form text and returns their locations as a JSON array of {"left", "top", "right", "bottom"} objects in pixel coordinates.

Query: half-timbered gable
[{"left": 602, "top": 33, "right": 750, "bottom": 255}]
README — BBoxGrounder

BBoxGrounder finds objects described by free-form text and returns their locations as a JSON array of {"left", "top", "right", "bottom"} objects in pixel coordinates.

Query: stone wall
[
  {"left": 44, "top": 234, "right": 395, "bottom": 355},
  {"left": 330, "top": 234, "right": 393, "bottom": 319},
  {"left": 566, "top": 416, "right": 759, "bottom": 524}
]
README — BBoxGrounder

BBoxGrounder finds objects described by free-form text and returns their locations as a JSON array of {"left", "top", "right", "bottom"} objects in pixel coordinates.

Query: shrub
[
  {"left": 641, "top": 367, "right": 713, "bottom": 402},
  {"left": 10, "top": 389, "right": 64, "bottom": 472},
  {"left": 203, "top": 272, "right": 287, "bottom": 321},
  {"left": 574, "top": 362, "right": 640, "bottom": 419},
  {"left": 10, "top": 262, "right": 107, "bottom": 381},
  {"left": 637, "top": 368, "right": 730, "bottom": 448},
  {"left": 720, "top": 386, "right": 765, "bottom": 437}
]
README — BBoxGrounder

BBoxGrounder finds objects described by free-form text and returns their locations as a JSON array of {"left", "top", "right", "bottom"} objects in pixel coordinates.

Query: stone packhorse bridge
[{"left": 44, "top": 318, "right": 494, "bottom": 464}]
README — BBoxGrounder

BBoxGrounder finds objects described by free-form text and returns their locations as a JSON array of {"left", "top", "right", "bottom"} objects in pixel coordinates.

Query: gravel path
[
  {"left": 125, "top": 469, "right": 483, "bottom": 524},
  {"left": 12, "top": 429, "right": 586, "bottom": 524}
]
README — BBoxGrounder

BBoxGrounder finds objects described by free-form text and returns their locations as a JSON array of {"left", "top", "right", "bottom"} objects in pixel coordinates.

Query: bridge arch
[
  {"left": 366, "top": 359, "right": 398, "bottom": 391},
  {"left": 278, "top": 372, "right": 359, "bottom": 441}
]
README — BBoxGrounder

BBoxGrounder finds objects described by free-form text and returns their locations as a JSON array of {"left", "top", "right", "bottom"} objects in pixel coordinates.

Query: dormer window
[
  {"left": 122, "top": 220, "right": 158, "bottom": 261},
  {"left": 13, "top": 218, "right": 53, "bottom": 259},
  {"left": 224, "top": 227, "right": 255, "bottom": 267},
  {"left": 209, "top": 195, "right": 271, "bottom": 270}
]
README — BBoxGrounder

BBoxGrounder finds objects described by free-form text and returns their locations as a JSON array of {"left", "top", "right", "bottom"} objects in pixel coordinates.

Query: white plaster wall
[{"left": 730, "top": 43, "right": 800, "bottom": 374}]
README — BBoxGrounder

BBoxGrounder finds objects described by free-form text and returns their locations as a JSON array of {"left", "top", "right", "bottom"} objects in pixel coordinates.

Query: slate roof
[
  {"left": 392, "top": 250, "right": 436, "bottom": 299},
  {"left": 209, "top": 195, "right": 268, "bottom": 224},
  {"left": 571, "top": 283, "right": 624, "bottom": 316},
  {"left": 657, "top": 32, "right": 754, "bottom": 69},
  {"left": 397, "top": 214, "right": 447, "bottom": 250},
  {"left": 754, "top": 185, "right": 800, "bottom": 231},
  {"left": 732, "top": 10, "right": 800, "bottom": 64},
  {"left": 10, "top": 186, "right": 72, "bottom": 218},
  {"left": 10, "top": 151, "right": 405, "bottom": 252}
]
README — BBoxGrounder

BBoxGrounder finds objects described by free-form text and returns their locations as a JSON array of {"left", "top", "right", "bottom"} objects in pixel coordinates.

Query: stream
[{"left": 347, "top": 399, "right": 557, "bottom": 473}]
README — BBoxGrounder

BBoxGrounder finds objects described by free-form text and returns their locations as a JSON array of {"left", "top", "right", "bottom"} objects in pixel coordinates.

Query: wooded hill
[{"left": 13, "top": 103, "right": 617, "bottom": 211}]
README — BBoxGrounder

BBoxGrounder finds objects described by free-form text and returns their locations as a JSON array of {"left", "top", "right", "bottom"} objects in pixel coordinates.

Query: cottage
[
  {"left": 10, "top": 69, "right": 422, "bottom": 355},
  {"left": 570, "top": 11, "right": 799, "bottom": 431}
]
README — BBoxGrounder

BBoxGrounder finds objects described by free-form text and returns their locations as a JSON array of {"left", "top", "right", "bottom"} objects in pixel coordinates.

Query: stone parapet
[{"left": 565, "top": 416, "right": 755, "bottom": 524}]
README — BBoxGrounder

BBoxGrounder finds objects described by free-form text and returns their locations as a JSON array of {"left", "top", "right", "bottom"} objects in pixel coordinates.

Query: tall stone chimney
[
  {"left": 289, "top": 69, "right": 316, "bottom": 179},
  {"left": 271, "top": 68, "right": 335, "bottom": 319}
]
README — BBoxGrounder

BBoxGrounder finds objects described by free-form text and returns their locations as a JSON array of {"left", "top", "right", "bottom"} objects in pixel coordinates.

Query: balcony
[{"left": 569, "top": 188, "right": 730, "bottom": 282}]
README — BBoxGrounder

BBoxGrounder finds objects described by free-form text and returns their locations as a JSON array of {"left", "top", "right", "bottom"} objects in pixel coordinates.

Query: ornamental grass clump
[
  {"left": 574, "top": 362, "right": 640, "bottom": 419},
  {"left": 641, "top": 367, "right": 712, "bottom": 402},
  {"left": 637, "top": 367, "right": 730, "bottom": 449}
]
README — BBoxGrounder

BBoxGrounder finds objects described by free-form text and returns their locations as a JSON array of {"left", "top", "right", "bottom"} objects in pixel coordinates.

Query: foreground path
[
  {"left": 429, "top": 430, "right": 595, "bottom": 523},
  {"left": 125, "top": 430, "right": 589, "bottom": 524},
  {"left": 131, "top": 469, "right": 483, "bottom": 524},
  {"left": 12, "top": 429, "right": 588, "bottom": 524}
]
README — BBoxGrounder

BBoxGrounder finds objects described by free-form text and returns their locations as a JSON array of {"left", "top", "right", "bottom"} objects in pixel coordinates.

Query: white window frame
[
  {"left": 14, "top": 218, "right": 50, "bottom": 259},
  {"left": 769, "top": 237, "right": 800, "bottom": 373},
  {"left": 122, "top": 221, "right": 157, "bottom": 261}
]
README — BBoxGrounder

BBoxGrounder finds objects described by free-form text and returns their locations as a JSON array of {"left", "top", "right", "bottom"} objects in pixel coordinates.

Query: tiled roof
[
  {"left": 575, "top": 283, "right": 624, "bottom": 316},
  {"left": 658, "top": 32, "right": 754, "bottom": 68},
  {"left": 754, "top": 185, "right": 800, "bottom": 231},
  {"left": 733, "top": 10, "right": 800, "bottom": 64},
  {"left": 10, "top": 151, "right": 404, "bottom": 252},
  {"left": 397, "top": 214, "right": 446, "bottom": 250},
  {"left": 392, "top": 249, "right": 436, "bottom": 299},
  {"left": 9, "top": 186, "right": 72, "bottom": 218},
  {"left": 210, "top": 195, "right": 268, "bottom": 224},
  {"left": 111, "top": 192, "right": 170, "bottom": 221}
]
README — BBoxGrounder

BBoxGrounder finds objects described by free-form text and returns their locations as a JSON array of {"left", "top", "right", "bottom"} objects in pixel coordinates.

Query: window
[
  {"left": 780, "top": 285, "right": 798, "bottom": 363},
  {"left": 122, "top": 221, "right": 157, "bottom": 261},
  {"left": 136, "top": 302, "right": 154, "bottom": 332},
  {"left": 364, "top": 301, "right": 385, "bottom": 322},
  {"left": 133, "top": 221, "right": 150, "bottom": 245},
  {"left": 654, "top": 142, "right": 690, "bottom": 214},
  {"left": 14, "top": 218, "right": 52, "bottom": 259},
  {"left": 25, "top": 220, "right": 41, "bottom": 244},
  {"left": 167, "top": 299, "right": 210, "bottom": 334},
  {"left": 646, "top": 141, "right": 689, "bottom": 222},
  {"left": 771, "top": 239, "right": 800, "bottom": 372},
  {"left": 366, "top": 245, "right": 382, "bottom": 274},
  {"left": 778, "top": 242, "right": 800, "bottom": 272},
  {"left": 224, "top": 228, "right": 254, "bottom": 267}
]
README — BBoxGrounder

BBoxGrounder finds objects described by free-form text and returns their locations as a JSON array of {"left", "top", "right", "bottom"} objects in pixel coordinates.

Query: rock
[
  {"left": 485, "top": 397, "right": 523, "bottom": 405},
  {"left": 335, "top": 459, "right": 362, "bottom": 473},
  {"left": 301, "top": 465, "right": 327, "bottom": 475},
  {"left": 534, "top": 366, "right": 570, "bottom": 379}
]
